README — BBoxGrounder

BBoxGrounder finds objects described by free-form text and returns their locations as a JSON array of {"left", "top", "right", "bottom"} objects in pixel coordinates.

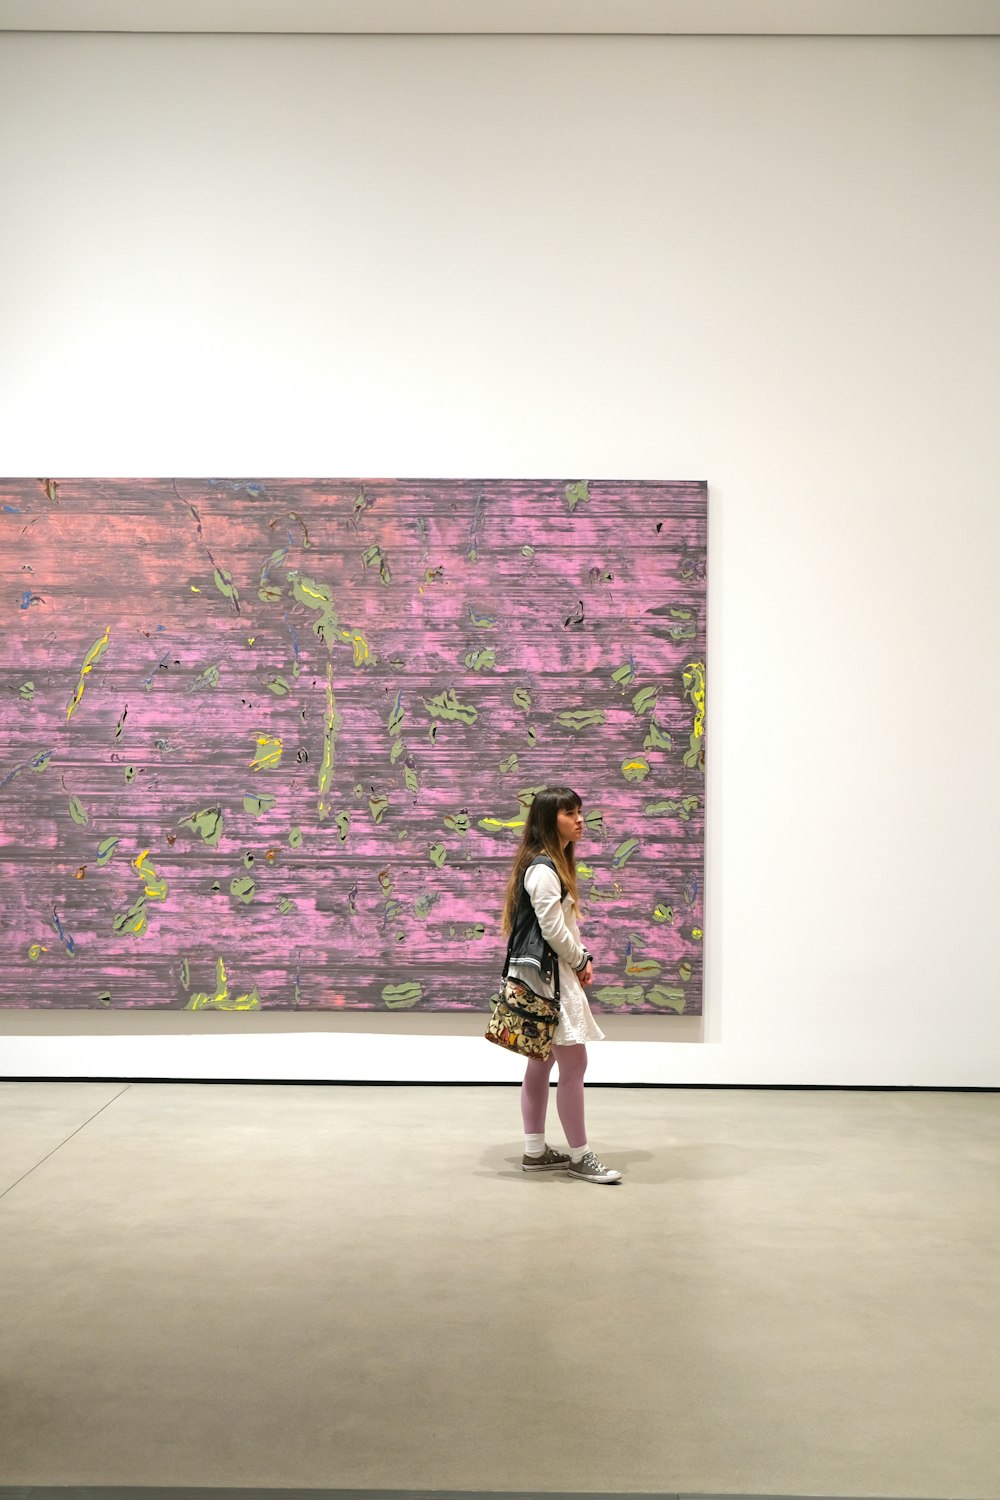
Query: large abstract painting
[{"left": 0, "top": 478, "right": 706, "bottom": 1012}]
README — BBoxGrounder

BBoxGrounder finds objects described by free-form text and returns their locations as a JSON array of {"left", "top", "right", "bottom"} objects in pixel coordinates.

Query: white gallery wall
[{"left": 1, "top": 26, "right": 998, "bottom": 1085}]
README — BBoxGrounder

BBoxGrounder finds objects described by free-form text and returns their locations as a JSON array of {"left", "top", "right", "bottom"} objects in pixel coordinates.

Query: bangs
[{"left": 551, "top": 786, "right": 582, "bottom": 813}]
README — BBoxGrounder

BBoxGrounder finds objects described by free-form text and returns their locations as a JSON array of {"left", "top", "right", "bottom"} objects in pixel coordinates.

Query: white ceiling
[{"left": 1, "top": 0, "right": 998, "bottom": 34}]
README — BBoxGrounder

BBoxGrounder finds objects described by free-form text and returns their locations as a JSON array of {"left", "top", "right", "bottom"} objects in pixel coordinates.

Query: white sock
[
  {"left": 569, "top": 1142, "right": 588, "bottom": 1163},
  {"left": 524, "top": 1133, "right": 546, "bottom": 1157}
]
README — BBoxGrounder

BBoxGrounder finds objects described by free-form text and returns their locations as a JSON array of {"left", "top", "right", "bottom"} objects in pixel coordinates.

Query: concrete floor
[{"left": 0, "top": 1083, "right": 999, "bottom": 1499}]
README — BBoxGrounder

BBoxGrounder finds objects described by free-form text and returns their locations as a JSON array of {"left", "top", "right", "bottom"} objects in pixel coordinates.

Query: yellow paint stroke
[
  {"left": 682, "top": 660, "right": 706, "bottom": 769},
  {"left": 28, "top": 943, "right": 48, "bottom": 961},
  {"left": 340, "top": 629, "right": 370, "bottom": 667},
  {"left": 66, "top": 626, "right": 111, "bottom": 720},
  {"left": 132, "top": 849, "right": 168, "bottom": 901},
  {"left": 317, "top": 664, "right": 341, "bottom": 822},
  {"left": 250, "top": 734, "right": 283, "bottom": 771},
  {"left": 479, "top": 814, "right": 527, "bottom": 831},
  {"left": 185, "top": 958, "right": 261, "bottom": 1012}
]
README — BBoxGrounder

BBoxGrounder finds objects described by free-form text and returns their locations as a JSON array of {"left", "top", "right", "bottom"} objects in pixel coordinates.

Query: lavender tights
[{"left": 520, "top": 1044, "right": 588, "bottom": 1151}]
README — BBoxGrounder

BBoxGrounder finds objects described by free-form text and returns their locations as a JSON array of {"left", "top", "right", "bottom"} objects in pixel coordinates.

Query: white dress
[{"left": 507, "top": 863, "right": 605, "bottom": 1046}]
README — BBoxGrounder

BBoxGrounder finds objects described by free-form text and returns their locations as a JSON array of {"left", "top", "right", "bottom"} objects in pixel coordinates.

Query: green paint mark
[
  {"left": 556, "top": 709, "right": 605, "bottom": 732},
  {"left": 180, "top": 807, "right": 224, "bottom": 846},
  {"left": 134, "top": 850, "right": 168, "bottom": 903},
  {"left": 667, "top": 622, "right": 697, "bottom": 641},
  {"left": 653, "top": 903, "right": 674, "bottom": 924},
  {"left": 230, "top": 876, "right": 255, "bottom": 904},
  {"left": 66, "top": 626, "right": 111, "bottom": 720},
  {"left": 521, "top": 545, "right": 535, "bottom": 558},
  {"left": 463, "top": 923, "right": 486, "bottom": 941},
  {"left": 565, "top": 480, "right": 590, "bottom": 512},
  {"left": 647, "top": 985, "right": 685, "bottom": 1012},
  {"left": 267, "top": 675, "right": 291, "bottom": 696},
  {"left": 403, "top": 764, "right": 419, "bottom": 793},
  {"left": 621, "top": 757, "right": 650, "bottom": 782},
  {"left": 191, "top": 663, "right": 221, "bottom": 691},
  {"left": 27, "top": 943, "right": 47, "bottom": 962},
  {"left": 422, "top": 690, "right": 478, "bottom": 725},
  {"left": 369, "top": 792, "right": 389, "bottom": 824},
  {"left": 443, "top": 812, "right": 469, "bottom": 836},
  {"left": 464, "top": 647, "right": 496, "bottom": 671},
  {"left": 19, "top": 681, "right": 34, "bottom": 702},
  {"left": 113, "top": 898, "right": 148, "bottom": 938},
  {"left": 518, "top": 784, "right": 547, "bottom": 807},
  {"left": 679, "top": 961, "right": 693, "bottom": 982},
  {"left": 632, "top": 686, "right": 659, "bottom": 715},
  {"left": 382, "top": 981, "right": 422, "bottom": 1010},
  {"left": 30, "top": 750, "right": 53, "bottom": 774},
  {"left": 288, "top": 826, "right": 303, "bottom": 848},
  {"left": 577, "top": 862, "right": 594, "bottom": 879},
  {"left": 258, "top": 547, "right": 288, "bottom": 603},
  {"left": 612, "top": 661, "right": 637, "bottom": 687},
  {"left": 186, "top": 957, "right": 261, "bottom": 1012},
  {"left": 124, "top": 766, "right": 137, "bottom": 785},
  {"left": 317, "top": 666, "right": 341, "bottom": 822},
  {"left": 594, "top": 985, "right": 643, "bottom": 1007},
  {"left": 469, "top": 608, "right": 496, "bottom": 629},
  {"left": 278, "top": 896, "right": 295, "bottom": 915},
  {"left": 244, "top": 793, "right": 277, "bottom": 816},
  {"left": 288, "top": 570, "right": 339, "bottom": 646},
  {"left": 682, "top": 660, "right": 706, "bottom": 771},
  {"left": 68, "top": 795, "right": 88, "bottom": 827},
  {"left": 499, "top": 753, "right": 519, "bottom": 774},
  {"left": 335, "top": 811, "right": 350, "bottom": 842},
  {"left": 242, "top": 851, "right": 255, "bottom": 870},
  {"left": 526, "top": 726, "right": 537, "bottom": 746},
  {"left": 585, "top": 809, "right": 604, "bottom": 832},
  {"left": 96, "top": 837, "right": 119, "bottom": 866},
  {"left": 250, "top": 734, "right": 283, "bottom": 772},
  {"left": 414, "top": 893, "right": 439, "bottom": 919},
  {"left": 361, "top": 543, "right": 392, "bottom": 585},
  {"left": 213, "top": 567, "right": 240, "bottom": 611},
  {"left": 428, "top": 843, "right": 447, "bottom": 868},
  {"left": 512, "top": 688, "right": 531, "bottom": 712},
  {"left": 98, "top": 991, "right": 111, "bottom": 1007},
  {"left": 180, "top": 958, "right": 191, "bottom": 990},
  {"left": 388, "top": 692, "right": 405, "bottom": 738},
  {"left": 389, "top": 737, "right": 406, "bottom": 764},
  {"left": 612, "top": 837, "right": 639, "bottom": 868},
  {"left": 643, "top": 718, "right": 672, "bottom": 752},
  {"left": 670, "top": 607, "right": 693, "bottom": 620},
  {"left": 644, "top": 797, "right": 699, "bottom": 821}
]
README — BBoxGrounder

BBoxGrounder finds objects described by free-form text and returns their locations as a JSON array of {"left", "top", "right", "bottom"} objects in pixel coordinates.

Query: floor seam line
[{"left": 0, "top": 1082, "right": 132, "bottom": 1203}]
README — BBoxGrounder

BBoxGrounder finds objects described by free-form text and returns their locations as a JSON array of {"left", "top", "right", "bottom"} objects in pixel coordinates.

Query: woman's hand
[{"left": 578, "top": 959, "right": 593, "bottom": 986}]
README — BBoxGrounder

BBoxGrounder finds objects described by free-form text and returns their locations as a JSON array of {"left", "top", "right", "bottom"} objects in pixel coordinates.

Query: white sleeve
[{"left": 523, "top": 864, "right": 587, "bottom": 971}]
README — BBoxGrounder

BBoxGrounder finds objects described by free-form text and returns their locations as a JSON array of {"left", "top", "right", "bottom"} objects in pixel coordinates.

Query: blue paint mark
[
  {"left": 3, "top": 504, "right": 22, "bottom": 513},
  {"left": 283, "top": 610, "right": 301, "bottom": 661},
  {"left": 51, "top": 907, "right": 77, "bottom": 957},
  {"left": 20, "top": 591, "right": 32, "bottom": 610}
]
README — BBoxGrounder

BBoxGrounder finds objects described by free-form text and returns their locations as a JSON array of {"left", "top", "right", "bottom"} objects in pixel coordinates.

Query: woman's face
[{"left": 556, "top": 803, "right": 584, "bottom": 848}]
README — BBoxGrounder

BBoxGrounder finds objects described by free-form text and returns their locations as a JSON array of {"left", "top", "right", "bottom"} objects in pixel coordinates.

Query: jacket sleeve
[{"left": 523, "top": 864, "right": 587, "bottom": 971}]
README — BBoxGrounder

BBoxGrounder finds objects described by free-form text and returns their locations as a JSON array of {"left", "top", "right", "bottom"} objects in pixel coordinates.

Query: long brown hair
[{"left": 501, "top": 785, "right": 582, "bottom": 935}]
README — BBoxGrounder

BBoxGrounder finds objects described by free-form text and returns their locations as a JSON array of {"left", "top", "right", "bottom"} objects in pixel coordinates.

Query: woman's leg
[
  {"left": 552, "top": 1042, "right": 588, "bottom": 1150},
  {"left": 520, "top": 1053, "right": 556, "bottom": 1138}
]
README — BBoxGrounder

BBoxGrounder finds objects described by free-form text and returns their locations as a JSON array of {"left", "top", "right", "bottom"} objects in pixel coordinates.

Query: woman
[{"left": 501, "top": 785, "right": 622, "bottom": 1184}]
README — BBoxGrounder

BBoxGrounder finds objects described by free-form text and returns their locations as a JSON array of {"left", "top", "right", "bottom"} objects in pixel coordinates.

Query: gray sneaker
[
  {"left": 522, "top": 1146, "right": 571, "bottom": 1172},
  {"left": 568, "top": 1150, "right": 622, "bottom": 1184}
]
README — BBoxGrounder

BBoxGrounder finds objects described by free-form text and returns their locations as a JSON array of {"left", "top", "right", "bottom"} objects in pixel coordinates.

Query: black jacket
[{"left": 504, "top": 855, "right": 566, "bottom": 986}]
